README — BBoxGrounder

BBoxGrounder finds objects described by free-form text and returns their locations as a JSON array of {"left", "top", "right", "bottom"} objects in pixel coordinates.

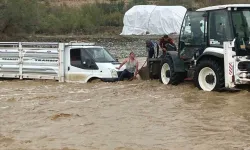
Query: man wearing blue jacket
[{"left": 146, "top": 40, "right": 159, "bottom": 58}]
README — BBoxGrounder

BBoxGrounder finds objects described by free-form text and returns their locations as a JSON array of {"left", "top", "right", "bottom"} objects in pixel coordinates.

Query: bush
[
  {"left": 126, "top": 0, "right": 147, "bottom": 10},
  {"left": 0, "top": 0, "right": 250, "bottom": 35},
  {"left": 0, "top": 0, "right": 38, "bottom": 34},
  {"left": 0, "top": 0, "right": 127, "bottom": 35},
  {"left": 102, "top": 12, "right": 123, "bottom": 27},
  {"left": 96, "top": 1, "right": 125, "bottom": 14}
]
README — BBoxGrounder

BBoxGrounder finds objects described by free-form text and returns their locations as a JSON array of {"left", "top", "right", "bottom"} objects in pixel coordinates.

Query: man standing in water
[{"left": 116, "top": 52, "right": 139, "bottom": 81}]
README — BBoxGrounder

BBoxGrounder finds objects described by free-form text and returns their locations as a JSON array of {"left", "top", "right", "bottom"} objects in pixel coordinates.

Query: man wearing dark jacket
[{"left": 159, "top": 35, "right": 176, "bottom": 55}]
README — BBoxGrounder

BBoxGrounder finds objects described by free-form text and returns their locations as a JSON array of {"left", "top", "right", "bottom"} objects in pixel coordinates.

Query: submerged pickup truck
[{"left": 0, "top": 41, "right": 125, "bottom": 83}]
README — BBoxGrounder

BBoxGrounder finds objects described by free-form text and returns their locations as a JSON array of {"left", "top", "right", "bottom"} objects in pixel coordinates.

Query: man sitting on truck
[
  {"left": 159, "top": 35, "right": 177, "bottom": 57},
  {"left": 116, "top": 52, "right": 139, "bottom": 81}
]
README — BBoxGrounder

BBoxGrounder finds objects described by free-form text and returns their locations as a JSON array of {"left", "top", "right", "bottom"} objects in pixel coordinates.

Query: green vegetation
[
  {"left": 0, "top": 0, "right": 127, "bottom": 35},
  {"left": 0, "top": 0, "right": 249, "bottom": 35}
]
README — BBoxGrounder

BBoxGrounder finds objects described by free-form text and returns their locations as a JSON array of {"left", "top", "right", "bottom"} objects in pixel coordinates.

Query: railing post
[
  {"left": 58, "top": 43, "right": 65, "bottom": 82},
  {"left": 19, "top": 42, "right": 23, "bottom": 79}
]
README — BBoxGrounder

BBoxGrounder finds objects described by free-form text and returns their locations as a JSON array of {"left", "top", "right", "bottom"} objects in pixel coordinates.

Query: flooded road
[{"left": 0, "top": 79, "right": 250, "bottom": 150}]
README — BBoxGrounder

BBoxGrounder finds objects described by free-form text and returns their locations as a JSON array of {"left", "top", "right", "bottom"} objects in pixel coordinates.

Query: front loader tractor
[{"left": 149, "top": 4, "right": 250, "bottom": 91}]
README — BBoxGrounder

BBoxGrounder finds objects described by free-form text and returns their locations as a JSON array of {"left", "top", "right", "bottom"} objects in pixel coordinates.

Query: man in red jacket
[{"left": 159, "top": 35, "right": 176, "bottom": 56}]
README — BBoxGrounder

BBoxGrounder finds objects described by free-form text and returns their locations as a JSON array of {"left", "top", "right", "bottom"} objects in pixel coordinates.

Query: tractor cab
[
  {"left": 178, "top": 11, "right": 207, "bottom": 61},
  {"left": 178, "top": 4, "right": 250, "bottom": 61}
]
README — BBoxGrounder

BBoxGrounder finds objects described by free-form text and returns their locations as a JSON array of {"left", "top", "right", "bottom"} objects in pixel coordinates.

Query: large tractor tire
[
  {"left": 194, "top": 59, "right": 224, "bottom": 91},
  {"left": 160, "top": 56, "right": 185, "bottom": 85}
]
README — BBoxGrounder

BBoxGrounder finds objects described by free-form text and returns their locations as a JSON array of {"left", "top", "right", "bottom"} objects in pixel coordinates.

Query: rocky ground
[{"left": 0, "top": 34, "right": 179, "bottom": 59}]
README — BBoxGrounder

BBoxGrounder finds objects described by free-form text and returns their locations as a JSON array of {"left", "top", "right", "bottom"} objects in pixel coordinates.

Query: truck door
[
  {"left": 65, "top": 48, "right": 97, "bottom": 82},
  {"left": 178, "top": 11, "right": 207, "bottom": 60}
]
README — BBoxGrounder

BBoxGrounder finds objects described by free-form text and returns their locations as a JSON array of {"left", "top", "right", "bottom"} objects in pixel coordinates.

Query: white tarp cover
[{"left": 120, "top": 5, "right": 187, "bottom": 35}]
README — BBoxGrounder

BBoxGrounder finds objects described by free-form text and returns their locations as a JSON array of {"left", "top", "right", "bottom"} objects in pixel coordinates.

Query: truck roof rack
[{"left": 67, "top": 41, "right": 95, "bottom": 46}]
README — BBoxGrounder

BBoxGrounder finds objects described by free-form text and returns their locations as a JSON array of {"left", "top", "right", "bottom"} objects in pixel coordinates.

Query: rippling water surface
[{"left": 0, "top": 79, "right": 250, "bottom": 150}]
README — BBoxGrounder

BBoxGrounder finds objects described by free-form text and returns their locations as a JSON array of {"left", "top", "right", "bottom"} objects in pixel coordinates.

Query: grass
[{"left": 0, "top": 0, "right": 249, "bottom": 36}]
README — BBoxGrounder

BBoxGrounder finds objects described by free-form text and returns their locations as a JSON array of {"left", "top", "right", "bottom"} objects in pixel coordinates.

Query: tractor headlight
[{"left": 111, "top": 69, "right": 118, "bottom": 78}]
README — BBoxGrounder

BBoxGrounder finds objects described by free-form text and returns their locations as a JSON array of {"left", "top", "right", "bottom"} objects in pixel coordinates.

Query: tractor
[{"left": 148, "top": 4, "right": 250, "bottom": 91}]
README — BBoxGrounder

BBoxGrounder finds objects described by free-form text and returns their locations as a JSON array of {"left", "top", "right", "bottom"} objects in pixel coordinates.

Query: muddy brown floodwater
[{"left": 1, "top": 58, "right": 250, "bottom": 150}]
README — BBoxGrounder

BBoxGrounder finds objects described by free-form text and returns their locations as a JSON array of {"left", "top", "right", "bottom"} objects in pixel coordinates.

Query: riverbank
[{"left": 0, "top": 34, "right": 179, "bottom": 58}]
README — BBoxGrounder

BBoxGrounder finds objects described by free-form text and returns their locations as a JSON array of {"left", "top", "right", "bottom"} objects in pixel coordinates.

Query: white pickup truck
[{"left": 0, "top": 42, "right": 125, "bottom": 83}]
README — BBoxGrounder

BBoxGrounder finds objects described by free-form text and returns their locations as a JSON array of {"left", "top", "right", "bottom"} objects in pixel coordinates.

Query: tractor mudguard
[
  {"left": 165, "top": 51, "right": 185, "bottom": 72},
  {"left": 196, "top": 51, "right": 224, "bottom": 63}
]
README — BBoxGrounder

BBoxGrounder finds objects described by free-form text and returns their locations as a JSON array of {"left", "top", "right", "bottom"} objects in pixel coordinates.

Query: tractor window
[
  {"left": 232, "top": 10, "right": 250, "bottom": 44},
  {"left": 232, "top": 12, "right": 245, "bottom": 38},
  {"left": 179, "top": 11, "right": 206, "bottom": 60},
  {"left": 180, "top": 12, "right": 205, "bottom": 46},
  {"left": 208, "top": 10, "right": 233, "bottom": 47}
]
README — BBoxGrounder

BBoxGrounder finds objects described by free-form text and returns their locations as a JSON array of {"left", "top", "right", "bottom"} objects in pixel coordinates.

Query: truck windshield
[
  {"left": 232, "top": 10, "right": 250, "bottom": 47},
  {"left": 84, "top": 48, "right": 116, "bottom": 62}
]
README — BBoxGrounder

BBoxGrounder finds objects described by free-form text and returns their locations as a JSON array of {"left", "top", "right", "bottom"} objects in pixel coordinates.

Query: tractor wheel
[
  {"left": 160, "top": 56, "right": 184, "bottom": 85},
  {"left": 194, "top": 59, "right": 224, "bottom": 91}
]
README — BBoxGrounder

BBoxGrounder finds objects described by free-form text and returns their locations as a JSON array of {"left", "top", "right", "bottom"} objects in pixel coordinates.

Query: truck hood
[{"left": 96, "top": 62, "right": 126, "bottom": 71}]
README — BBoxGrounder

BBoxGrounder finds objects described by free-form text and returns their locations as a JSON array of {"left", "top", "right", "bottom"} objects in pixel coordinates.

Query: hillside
[
  {"left": 0, "top": 0, "right": 250, "bottom": 37},
  {"left": 49, "top": 0, "right": 130, "bottom": 6}
]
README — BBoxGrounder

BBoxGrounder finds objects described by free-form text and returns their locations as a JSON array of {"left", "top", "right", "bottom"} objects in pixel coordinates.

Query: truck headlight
[{"left": 111, "top": 69, "right": 118, "bottom": 78}]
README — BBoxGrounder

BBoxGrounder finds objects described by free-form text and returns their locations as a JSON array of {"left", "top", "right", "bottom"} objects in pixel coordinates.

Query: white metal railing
[
  {"left": 0, "top": 42, "right": 62, "bottom": 81},
  {"left": 0, "top": 41, "right": 95, "bottom": 48},
  {"left": 0, "top": 41, "right": 96, "bottom": 82},
  {"left": 0, "top": 42, "right": 19, "bottom": 45}
]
